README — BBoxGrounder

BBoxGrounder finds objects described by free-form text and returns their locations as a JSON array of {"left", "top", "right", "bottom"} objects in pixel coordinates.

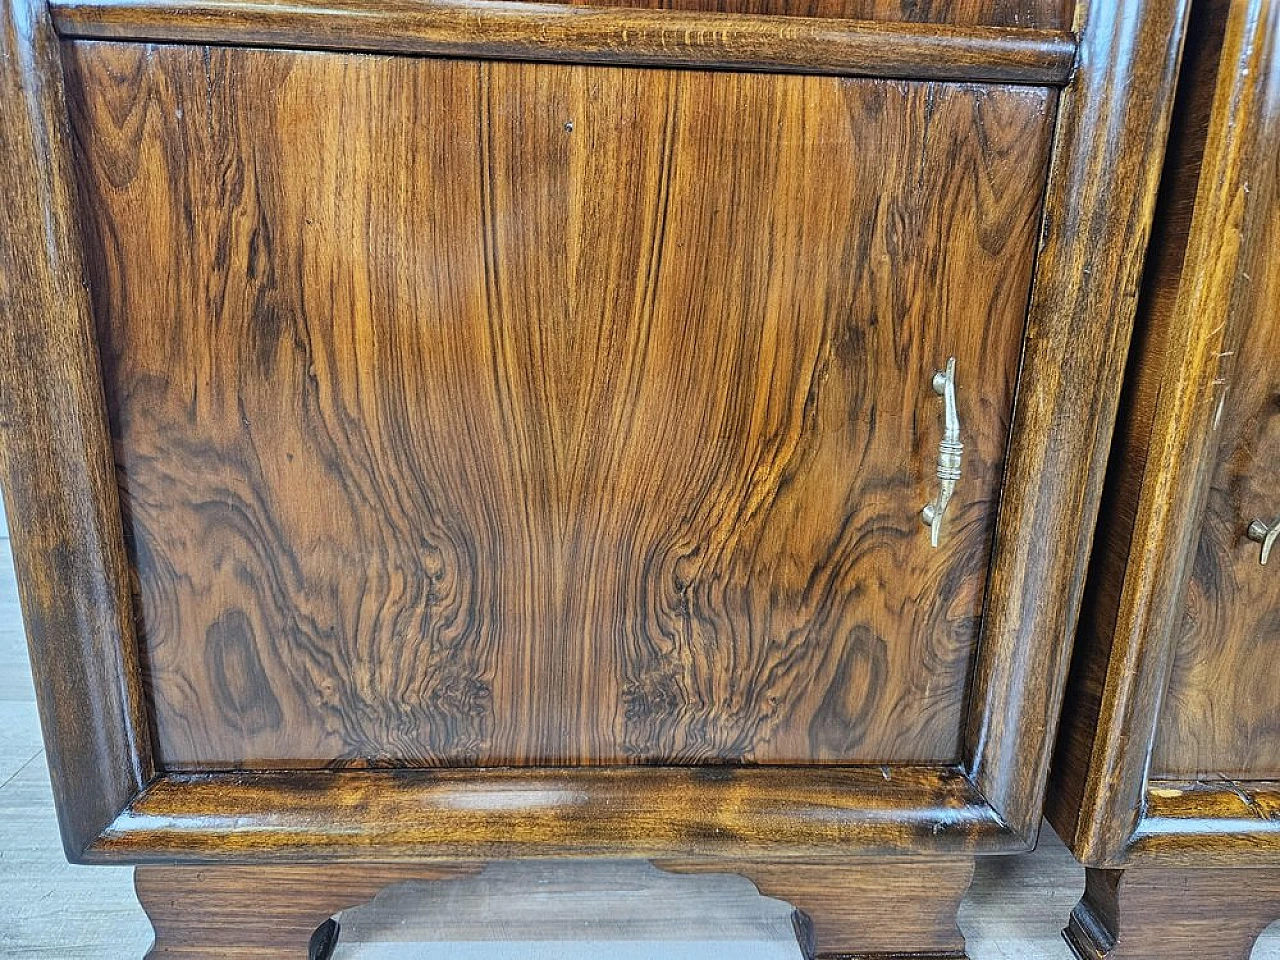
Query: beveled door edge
[
  {"left": 76, "top": 764, "right": 1028, "bottom": 865},
  {"left": 0, "top": 0, "right": 154, "bottom": 861},
  {"left": 1055, "top": 781, "right": 1280, "bottom": 870},
  {"left": 1123, "top": 780, "right": 1280, "bottom": 865}
]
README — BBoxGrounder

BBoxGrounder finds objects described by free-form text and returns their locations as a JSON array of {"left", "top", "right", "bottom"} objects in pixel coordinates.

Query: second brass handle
[
  {"left": 1247, "top": 517, "right": 1279, "bottom": 565},
  {"left": 922, "top": 357, "right": 963, "bottom": 548}
]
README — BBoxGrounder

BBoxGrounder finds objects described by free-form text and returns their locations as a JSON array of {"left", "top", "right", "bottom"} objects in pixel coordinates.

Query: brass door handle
[
  {"left": 1247, "top": 517, "right": 1280, "bottom": 565},
  {"left": 922, "top": 357, "right": 963, "bottom": 548}
]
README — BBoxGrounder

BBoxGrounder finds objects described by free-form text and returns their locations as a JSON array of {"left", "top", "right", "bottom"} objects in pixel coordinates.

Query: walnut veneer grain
[{"left": 65, "top": 41, "right": 1053, "bottom": 771}]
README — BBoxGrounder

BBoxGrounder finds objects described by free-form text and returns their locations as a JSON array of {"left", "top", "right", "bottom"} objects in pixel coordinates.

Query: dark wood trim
[
  {"left": 81, "top": 766, "right": 1019, "bottom": 863},
  {"left": 962, "top": 0, "right": 1191, "bottom": 842},
  {"left": 0, "top": 0, "right": 152, "bottom": 859},
  {"left": 1124, "top": 781, "right": 1280, "bottom": 864},
  {"left": 1045, "top": 0, "right": 1280, "bottom": 868},
  {"left": 1043, "top": 0, "right": 1234, "bottom": 865},
  {"left": 48, "top": 0, "right": 1078, "bottom": 84}
]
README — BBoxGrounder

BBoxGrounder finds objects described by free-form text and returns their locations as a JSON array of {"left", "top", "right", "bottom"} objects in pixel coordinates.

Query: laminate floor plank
[{"left": 0, "top": 757, "right": 152, "bottom": 958}]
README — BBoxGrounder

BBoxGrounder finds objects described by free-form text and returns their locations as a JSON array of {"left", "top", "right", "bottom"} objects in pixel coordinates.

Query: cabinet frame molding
[
  {"left": 50, "top": 0, "right": 1078, "bottom": 84},
  {"left": 0, "top": 0, "right": 1188, "bottom": 864},
  {"left": 1047, "top": 0, "right": 1280, "bottom": 870}
]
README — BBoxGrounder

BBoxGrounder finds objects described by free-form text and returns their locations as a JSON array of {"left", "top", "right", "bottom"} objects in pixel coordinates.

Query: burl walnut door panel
[
  {"left": 63, "top": 41, "right": 1053, "bottom": 770},
  {"left": 1152, "top": 128, "right": 1280, "bottom": 781}
]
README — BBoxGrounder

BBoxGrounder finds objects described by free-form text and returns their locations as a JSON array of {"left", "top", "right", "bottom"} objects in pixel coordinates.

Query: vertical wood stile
[
  {"left": 964, "top": 0, "right": 1192, "bottom": 841},
  {"left": 0, "top": 0, "right": 152, "bottom": 856}
]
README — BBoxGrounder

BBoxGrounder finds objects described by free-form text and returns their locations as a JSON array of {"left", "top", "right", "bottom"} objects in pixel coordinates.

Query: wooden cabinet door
[
  {"left": 1151, "top": 107, "right": 1280, "bottom": 781},
  {"left": 65, "top": 43, "right": 1051, "bottom": 771},
  {"left": 2, "top": 0, "right": 1186, "bottom": 866}
]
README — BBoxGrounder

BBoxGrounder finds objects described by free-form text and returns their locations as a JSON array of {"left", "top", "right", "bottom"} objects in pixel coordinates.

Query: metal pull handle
[
  {"left": 922, "top": 357, "right": 963, "bottom": 548},
  {"left": 1247, "top": 517, "right": 1280, "bottom": 565}
]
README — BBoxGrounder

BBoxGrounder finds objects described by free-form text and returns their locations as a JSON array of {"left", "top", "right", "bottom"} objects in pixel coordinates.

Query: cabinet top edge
[{"left": 50, "top": 0, "right": 1077, "bottom": 85}]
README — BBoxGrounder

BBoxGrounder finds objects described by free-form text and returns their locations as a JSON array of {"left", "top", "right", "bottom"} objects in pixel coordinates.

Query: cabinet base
[
  {"left": 1064, "top": 865, "right": 1280, "bottom": 960},
  {"left": 136, "top": 864, "right": 485, "bottom": 958},
  {"left": 656, "top": 858, "right": 974, "bottom": 960},
  {"left": 136, "top": 857, "right": 975, "bottom": 959}
]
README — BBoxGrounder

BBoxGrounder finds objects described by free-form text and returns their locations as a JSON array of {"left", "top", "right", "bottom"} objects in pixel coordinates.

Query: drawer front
[
  {"left": 1152, "top": 145, "right": 1280, "bottom": 781},
  {"left": 66, "top": 42, "right": 1053, "bottom": 770}
]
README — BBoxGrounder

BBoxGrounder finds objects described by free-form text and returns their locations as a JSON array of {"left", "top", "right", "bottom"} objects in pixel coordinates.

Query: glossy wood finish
[
  {"left": 101, "top": 0, "right": 1071, "bottom": 28},
  {"left": 1128, "top": 780, "right": 1280, "bottom": 863},
  {"left": 135, "top": 863, "right": 484, "bottom": 958},
  {"left": 49, "top": 0, "right": 1075, "bottom": 28},
  {"left": 1064, "top": 865, "right": 1280, "bottom": 960},
  {"left": 0, "top": 9, "right": 1194, "bottom": 948},
  {"left": 89, "top": 766, "right": 1010, "bottom": 862},
  {"left": 67, "top": 42, "right": 1051, "bottom": 771},
  {"left": 1047, "top": 0, "right": 1280, "bottom": 868},
  {"left": 1049, "top": 0, "right": 1280, "bottom": 953},
  {"left": 962, "top": 0, "right": 1192, "bottom": 841},
  {"left": 501, "top": 0, "right": 1072, "bottom": 26},
  {"left": 657, "top": 858, "right": 974, "bottom": 958},
  {"left": 1151, "top": 69, "right": 1280, "bottom": 779},
  {"left": 1046, "top": 0, "right": 1236, "bottom": 863},
  {"left": 417, "top": 0, "right": 1073, "bottom": 24},
  {"left": 0, "top": 0, "right": 152, "bottom": 859},
  {"left": 50, "top": 0, "right": 1077, "bottom": 85}
]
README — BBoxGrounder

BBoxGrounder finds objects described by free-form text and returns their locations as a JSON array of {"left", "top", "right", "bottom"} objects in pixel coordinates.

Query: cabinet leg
[
  {"left": 1065, "top": 865, "right": 1280, "bottom": 960},
  {"left": 135, "top": 864, "right": 483, "bottom": 958},
  {"left": 655, "top": 857, "right": 975, "bottom": 959}
]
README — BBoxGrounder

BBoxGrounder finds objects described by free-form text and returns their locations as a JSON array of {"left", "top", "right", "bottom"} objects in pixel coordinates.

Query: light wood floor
[{"left": 0, "top": 501, "right": 1275, "bottom": 959}]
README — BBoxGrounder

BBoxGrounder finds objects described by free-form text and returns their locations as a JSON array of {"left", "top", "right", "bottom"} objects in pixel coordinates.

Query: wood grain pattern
[
  {"left": 1064, "top": 865, "right": 1280, "bottom": 960},
  {"left": 135, "top": 863, "right": 484, "bottom": 958},
  {"left": 961, "top": 0, "right": 1192, "bottom": 843},
  {"left": 1046, "top": 0, "right": 1280, "bottom": 866},
  {"left": 428, "top": 0, "right": 1073, "bottom": 26},
  {"left": 401, "top": 0, "right": 1072, "bottom": 26},
  {"left": 1151, "top": 86, "right": 1280, "bottom": 777},
  {"left": 86, "top": 766, "right": 1017, "bottom": 862},
  {"left": 1128, "top": 779, "right": 1280, "bottom": 864},
  {"left": 49, "top": 0, "right": 1079, "bottom": 85},
  {"left": 0, "top": 0, "right": 152, "bottom": 859},
  {"left": 657, "top": 857, "right": 974, "bottom": 958},
  {"left": 50, "top": 0, "right": 1073, "bottom": 27},
  {"left": 1044, "top": 0, "right": 1233, "bottom": 865},
  {"left": 1045, "top": 0, "right": 1237, "bottom": 861},
  {"left": 65, "top": 41, "right": 1053, "bottom": 771}
]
